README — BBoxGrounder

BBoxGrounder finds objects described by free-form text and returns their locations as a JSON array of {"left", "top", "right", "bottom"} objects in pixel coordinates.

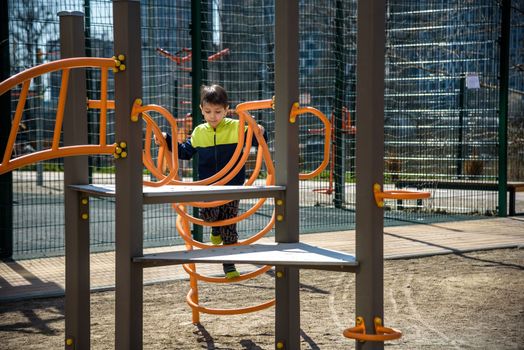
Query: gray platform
[
  {"left": 133, "top": 242, "right": 358, "bottom": 272},
  {"left": 70, "top": 184, "right": 286, "bottom": 203}
]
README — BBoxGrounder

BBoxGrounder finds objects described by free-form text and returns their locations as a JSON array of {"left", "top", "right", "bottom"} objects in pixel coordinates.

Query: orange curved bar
[
  {"left": 0, "top": 57, "right": 117, "bottom": 175},
  {"left": 0, "top": 57, "right": 115, "bottom": 96},
  {"left": 139, "top": 110, "right": 180, "bottom": 187},
  {"left": 52, "top": 69, "right": 70, "bottom": 150},
  {"left": 175, "top": 208, "right": 275, "bottom": 250},
  {"left": 2, "top": 80, "right": 30, "bottom": 166},
  {"left": 182, "top": 263, "right": 273, "bottom": 284},
  {"left": 0, "top": 145, "right": 115, "bottom": 175},
  {"left": 289, "top": 104, "right": 331, "bottom": 180},
  {"left": 186, "top": 288, "right": 275, "bottom": 315},
  {"left": 373, "top": 183, "right": 430, "bottom": 208},
  {"left": 343, "top": 316, "right": 402, "bottom": 342}
]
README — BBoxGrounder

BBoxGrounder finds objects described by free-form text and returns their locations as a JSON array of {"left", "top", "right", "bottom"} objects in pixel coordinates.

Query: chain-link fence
[{"left": 1, "top": 0, "right": 523, "bottom": 259}]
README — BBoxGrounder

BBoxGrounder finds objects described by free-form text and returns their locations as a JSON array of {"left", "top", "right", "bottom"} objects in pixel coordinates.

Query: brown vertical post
[
  {"left": 274, "top": 0, "right": 300, "bottom": 349},
  {"left": 355, "top": 1, "right": 387, "bottom": 349},
  {"left": 59, "top": 11, "right": 90, "bottom": 350},
  {"left": 113, "top": 1, "right": 144, "bottom": 349}
]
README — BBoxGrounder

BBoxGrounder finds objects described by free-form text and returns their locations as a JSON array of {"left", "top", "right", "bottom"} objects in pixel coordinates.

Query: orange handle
[
  {"left": 343, "top": 316, "right": 402, "bottom": 342},
  {"left": 373, "top": 183, "right": 430, "bottom": 208}
]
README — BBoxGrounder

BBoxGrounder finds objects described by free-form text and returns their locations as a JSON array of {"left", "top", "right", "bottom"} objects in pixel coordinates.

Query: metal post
[
  {"left": 333, "top": 0, "right": 347, "bottom": 208},
  {"left": 457, "top": 76, "right": 465, "bottom": 177},
  {"left": 35, "top": 48, "right": 44, "bottom": 186},
  {"left": 59, "top": 11, "right": 90, "bottom": 350},
  {"left": 355, "top": 1, "right": 387, "bottom": 349},
  {"left": 113, "top": 1, "right": 144, "bottom": 349},
  {"left": 0, "top": 0, "right": 13, "bottom": 259},
  {"left": 191, "top": 0, "right": 203, "bottom": 241},
  {"left": 84, "top": 0, "right": 96, "bottom": 182},
  {"left": 498, "top": 0, "right": 511, "bottom": 217},
  {"left": 274, "top": 1, "right": 300, "bottom": 349}
]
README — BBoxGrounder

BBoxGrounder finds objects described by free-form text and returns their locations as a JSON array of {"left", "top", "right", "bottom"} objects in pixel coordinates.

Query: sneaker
[
  {"left": 224, "top": 263, "right": 240, "bottom": 279},
  {"left": 225, "top": 270, "right": 240, "bottom": 279},
  {"left": 210, "top": 234, "right": 223, "bottom": 245}
]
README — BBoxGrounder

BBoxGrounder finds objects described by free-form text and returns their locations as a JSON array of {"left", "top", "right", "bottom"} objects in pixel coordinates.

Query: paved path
[{"left": 1, "top": 217, "right": 523, "bottom": 302}]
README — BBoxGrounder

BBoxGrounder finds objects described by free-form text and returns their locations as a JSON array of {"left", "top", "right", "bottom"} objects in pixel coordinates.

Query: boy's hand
[{"left": 153, "top": 132, "right": 167, "bottom": 146}]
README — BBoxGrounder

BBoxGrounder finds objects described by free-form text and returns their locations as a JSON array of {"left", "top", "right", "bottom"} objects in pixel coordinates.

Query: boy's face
[{"left": 200, "top": 102, "right": 229, "bottom": 129}]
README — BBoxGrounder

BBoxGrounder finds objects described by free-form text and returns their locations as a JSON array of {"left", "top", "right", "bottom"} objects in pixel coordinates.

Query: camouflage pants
[{"left": 199, "top": 200, "right": 239, "bottom": 245}]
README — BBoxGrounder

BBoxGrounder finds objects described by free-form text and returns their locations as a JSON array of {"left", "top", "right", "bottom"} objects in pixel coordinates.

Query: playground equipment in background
[
  {"left": 156, "top": 47, "right": 230, "bottom": 72},
  {"left": 310, "top": 106, "right": 356, "bottom": 195}
]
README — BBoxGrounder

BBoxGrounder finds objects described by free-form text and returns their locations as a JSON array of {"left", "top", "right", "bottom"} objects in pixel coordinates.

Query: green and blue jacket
[{"left": 168, "top": 118, "right": 267, "bottom": 185}]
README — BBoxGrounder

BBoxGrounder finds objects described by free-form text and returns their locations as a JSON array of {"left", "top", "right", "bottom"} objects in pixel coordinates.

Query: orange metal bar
[
  {"left": 175, "top": 205, "right": 275, "bottom": 250},
  {"left": 2, "top": 80, "right": 30, "bottom": 165},
  {"left": 373, "top": 183, "right": 430, "bottom": 208},
  {"left": 0, "top": 145, "right": 115, "bottom": 175},
  {"left": 99, "top": 68, "right": 108, "bottom": 146},
  {"left": 88, "top": 99, "right": 115, "bottom": 110},
  {"left": 0, "top": 57, "right": 117, "bottom": 175},
  {"left": 0, "top": 57, "right": 115, "bottom": 96},
  {"left": 186, "top": 289, "right": 275, "bottom": 315},
  {"left": 52, "top": 68, "right": 70, "bottom": 150},
  {"left": 182, "top": 263, "right": 272, "bottom": 284},
  {"left": 207, "top": 48, "right": 230, "bottom": 62},
  {"left": 289, "top": 104, "right": 331, "bottom": 180}
]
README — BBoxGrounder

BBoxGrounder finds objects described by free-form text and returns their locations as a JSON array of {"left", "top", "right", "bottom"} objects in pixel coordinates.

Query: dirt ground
[{"left": 1, "top": 248, "right": 523, "bottom": 350}]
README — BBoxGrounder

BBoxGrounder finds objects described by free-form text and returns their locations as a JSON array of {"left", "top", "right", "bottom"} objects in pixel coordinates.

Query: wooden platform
[
  {"left": 133, "top": 242, "right": 358, "bottom": 272},
  {"left": 1, "top": 217, "right": 523, "bottom": 302},
  {"left": 69, "top": 184, "right": 286, "bottom": 203}
]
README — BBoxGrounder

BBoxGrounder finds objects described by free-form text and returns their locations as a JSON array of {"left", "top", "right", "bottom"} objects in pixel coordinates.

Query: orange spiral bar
[
  {"left": 186, "top": 289, "right": 275, "bottom": 315},
  {"left": 343, "top": 316, "right": 402, "bottom": 342}
]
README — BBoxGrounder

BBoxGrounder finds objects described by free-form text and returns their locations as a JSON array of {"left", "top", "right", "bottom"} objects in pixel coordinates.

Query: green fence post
[
  {"left": 0, "top": 0, "right": 13, "bottom": 259},
  {"left": 191, "top": 0, "right": 203, "bottom": 241},
  {"left": 333, "top": 0, "right": 347, "bottom": 208},
  {"left": 457, "top": 75, "right": 465, "bottom": 177},
  {"left": 498, "top": 0, "right": 511, "bottom": 217}
]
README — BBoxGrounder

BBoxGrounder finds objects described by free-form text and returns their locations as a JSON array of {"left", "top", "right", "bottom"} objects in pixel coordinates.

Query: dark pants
[{"left": 200, "top": 200, "right": 239, "bottom": 273}]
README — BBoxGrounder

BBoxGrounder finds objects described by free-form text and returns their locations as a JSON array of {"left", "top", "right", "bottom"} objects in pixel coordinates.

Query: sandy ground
[{"left": 0, "top": 248, "right": 523, "bottom": 350}]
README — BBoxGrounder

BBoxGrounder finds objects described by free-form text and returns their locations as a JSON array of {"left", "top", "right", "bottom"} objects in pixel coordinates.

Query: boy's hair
[{"left": 200, "top": 84, "right": 229, "bottom": 107}]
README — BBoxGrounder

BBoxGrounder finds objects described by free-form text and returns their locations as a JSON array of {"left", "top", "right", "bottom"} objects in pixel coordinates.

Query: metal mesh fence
[{"left": 2, "top": 0, "right": 523, "bottom": 258}]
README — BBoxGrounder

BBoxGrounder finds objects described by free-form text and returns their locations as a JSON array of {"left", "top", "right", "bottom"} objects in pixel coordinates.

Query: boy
[{"left": 163, "top": 84, "right": 266, "bottom": 279}]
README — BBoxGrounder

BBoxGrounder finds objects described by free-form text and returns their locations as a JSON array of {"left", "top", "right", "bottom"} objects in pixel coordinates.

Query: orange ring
[{"left": 343, "top": 316, "right": 402, "bottom": 342}]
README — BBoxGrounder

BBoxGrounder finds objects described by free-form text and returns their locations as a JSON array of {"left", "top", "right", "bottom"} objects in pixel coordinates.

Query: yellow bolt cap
[
  {"left": 119, "top": 64, "right": 126, "bottom": 71},
  {"left": 277, "top": 214, "right": 283, "bottom": 221},
  {"left": 277, "top": 342, "right": 284, "bottom": 349},
  {"left": 121, "top": 151, "right": 127, "bottom": 158},
  {"left": 81, "top": 198, "right": 88, "bottom": 205},
  {"left": 119, "top": 142, "right": 127, "bottom": 148},
  {"left": 276, "top": 199, "right": 283, "bottom": 205},
  {"left": 131, "top": 115, "right": 139, "bottom": 122},
  {"left": 114, "top": 60, "right": 121, "bottom": 66},
  {"left": 118, "top": 54, "right": 125, "bottom": 61},
  {"left": 112, "top": 67, "right": 119, "bottom": 73},
  {"left": 114, "top": 153, "right": 120, "bottom": 159},
  {"left": 81, "top": 213, "right": 88, "bottom": 220},
  {"left": 135, "top": 98, "right": 142, "bottom": 105},
  {"left": 66, "top": 338, "right": 73, "bottom": 346},
  {"left": 276, "top": 271, "right": 283, "bottom": 278},
  {"left": 115, "top": 147, "right": 122, "bottom": 154}
]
